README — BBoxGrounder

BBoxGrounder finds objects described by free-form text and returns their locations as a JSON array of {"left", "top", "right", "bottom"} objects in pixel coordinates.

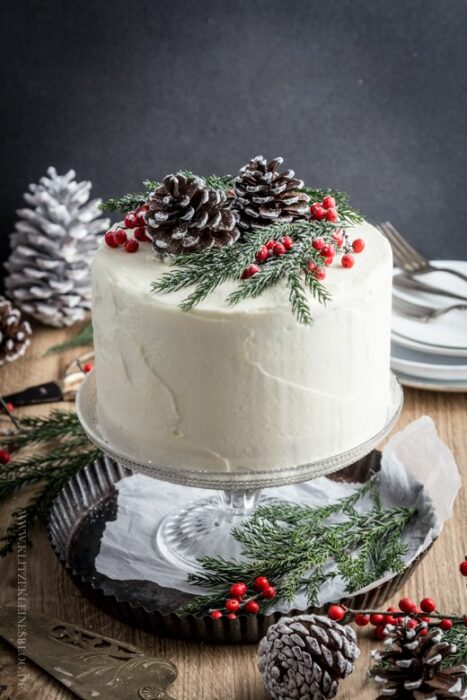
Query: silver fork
[
  {"left": 392, "top": 295, "right": 467, "bottom": 322},
  {"left": 378, "top": 221, "right": 467, "bottom": 284}
]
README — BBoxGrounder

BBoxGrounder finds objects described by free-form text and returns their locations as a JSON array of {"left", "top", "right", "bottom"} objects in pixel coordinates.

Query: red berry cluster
[
  {"left": 241, "top": 236, "right": 294, "bottom": 280},
  {"left": 104, "top": 205, "right": 151, "bottom": 253},
  {"left": 209, "top": 576, "right": 277, "bottom": 620},
  {"left": 310, "top": 195, "right": 340, "bottom": 223},
  {"left": 0, "top": 402, "right": 14, "bottom": 464}
]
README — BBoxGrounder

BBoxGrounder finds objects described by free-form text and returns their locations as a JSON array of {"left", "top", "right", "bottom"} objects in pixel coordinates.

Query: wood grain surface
[{"left": 0, "top": 323, "right": 466, "bottom": 700}]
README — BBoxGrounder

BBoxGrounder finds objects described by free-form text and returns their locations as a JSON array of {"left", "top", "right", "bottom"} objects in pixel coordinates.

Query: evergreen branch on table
[
  {"left": 442, "top": 625, "right": 467, "bottom": 668},
  {"left": 45, "top": 321, "right": 93, "bottom": 354},
  {"left": 181, "top": 479, "right": 417, "bottom": 616},
  {"left": 0, "top": 410, "right": 100, "bottom": 556}
]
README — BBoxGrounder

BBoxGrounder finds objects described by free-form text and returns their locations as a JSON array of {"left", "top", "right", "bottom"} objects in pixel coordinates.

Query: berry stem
[{"left": 344, "top": 606, "right": 464, "bottom": 624}]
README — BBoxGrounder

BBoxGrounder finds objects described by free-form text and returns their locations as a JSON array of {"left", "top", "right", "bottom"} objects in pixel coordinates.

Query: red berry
[
  {"left": 134, "top": 227, "right": 150, "bottom": 242},
  {"left": 341, "top": 254, "right": 354, "bottom": 268},
  {"left": 136, "top": 210, "right": 147, "bottom": 226},
  {"left": 327, "top": 605, "right": 345, "bottom": 622},
  {"left": 306, "top": 260, "right": 316, "bottom": 271},
  {"left": 374, "top": 625, "right": 388, "bottom": 641},
  {"left": 325, "top": 208, "right": 339, "bottom": 223},
  {"left": 332, "top": 231, "right": 344, "bottom": 247},
  {"left": 114, "top": 229, "right": 128, "bottom": 245},
  {"left": 225, "top": 598, "right": 240, "bottom": 613},
  {"left": 124, "top": 212, "right": 138, "bottom": 229},
  {"left": 354, "top": 613, "right": 370, "bottom": 626},
  {"left": 420, "top": 628, "right": 428, "bottom": 636},
  {"left": 227, "top": 613, "right": 237, "bottom": 620},
  {"left": 281, "top": 235, "right": 294, "bottom": 250},
  {"left": 241, "top": 264, "right": 260, "bottom": 279},
  {"left": 312, "top": 237, "right": 325, "bottom": 251},
  {"left": 420, "top": 598, "right": 436, "bottom": 614},
  {"left": 266, "top": 239, "right": 275, "bottom": 250},
  {"left": 399, "top": 598, "right": 417, "bottom": 614},
  {"left": 262, "top": 586, "right": 277, "bottom": 600},
  {"left": 0, "top": 450, "right": 11, "bottom": 465},
  {"left": 463, "top": 617, "right": 467, "bottom": 626},
  {"left": 230, "top": 582, "right": 247, "bottom": 598},
  {"left": 440, "top": 619, "right": 453, "bottom": 631},
  {"left": 104, "top": 231, "right": 118, "bottom": 248},
  {"left": 384, "top": 613, "right": 398, "bottom": 626},
  {"left": 83, "top": 361, "right": 94, "bottom": 373},
  {"left": 352, "top": 238, "right": 365, "bottom": 253},
  {"left": 4, "top": 402, "right": 14, "bottom": 413},
  {"left": 406, "top": 619, "right": 418, "bottom": 629},
  {"left": 125, "top": 240, "right": 139, "bottom": 253},
  {"left": 370, "top": 613, "right": 385, "bottom": 626},
  {"left": 245, "top": 600, "right": 260, "bottom": 614},
  {"left": 320, "top": 244, "right": 335, "bottom": 259},
  {"left": 420, "top": 616, "right": 431, "bottom": 623},
  {"left": 256, "top": 245, "right": 269, "bottom": 262},
  {"left": 322, "top": 195, "right": 336, "bottom": 210},
  {"left": 210, "top": 610, "right": 222, "bottom": 620},
  {"left": 273, "top": 242, "right": 286, "bottom": 256},
  {"left": 254, "top": 576, "right": 270, "bottom": 591},
  {"left": 310, "top": 203, "right": 326, "bottom": 220},
  {"left": 314, "top": 267, "right": 326, "bottom": 281},
  {"left": 459, "top": 561, "right": 467, "bottom": 576},
  {"left": 323, "top": 256, "right": 334, "bottom": 266}
]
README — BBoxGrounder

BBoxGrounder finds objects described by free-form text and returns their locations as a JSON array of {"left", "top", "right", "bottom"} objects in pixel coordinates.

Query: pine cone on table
[
  {"left": 258, "top": 614, "right": 359, "bottom": 700},
  {"left": 233, "top": 155, "right": 310, "bottom": 231},
  {"left": 0, "top": 296, "right": 32, "bottom": 366},
  {"left": 371, "top": 623, "right": 467, "bottom": 699},
  {"left": 145, "top": 174, "right": 240, "bottom": 254}
]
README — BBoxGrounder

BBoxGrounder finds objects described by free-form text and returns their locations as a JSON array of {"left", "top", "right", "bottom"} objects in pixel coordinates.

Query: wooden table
[{"left": 0, "top": 324, "right": 466, "bottom": 700}]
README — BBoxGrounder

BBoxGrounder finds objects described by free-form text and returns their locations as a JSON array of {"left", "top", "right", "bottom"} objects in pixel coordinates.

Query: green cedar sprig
[
  {"left": 181, "top": 479, "right": 416, "bottom": 616},
  {"left": 45, "top": 321, "right": 93, "bottom": 354},
  {"left": 0, "top": 410, "right": 99, "bottom": 556}
]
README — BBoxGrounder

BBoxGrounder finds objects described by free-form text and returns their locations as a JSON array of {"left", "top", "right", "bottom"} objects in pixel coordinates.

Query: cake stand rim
[{"left": 76, "top": 372, "right": 403, "bottom": 490}]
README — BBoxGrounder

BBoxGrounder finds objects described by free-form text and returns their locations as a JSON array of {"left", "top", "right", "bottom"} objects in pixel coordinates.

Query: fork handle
[{"left": 427, "top": 265, "right": 467, "bottom": 284}]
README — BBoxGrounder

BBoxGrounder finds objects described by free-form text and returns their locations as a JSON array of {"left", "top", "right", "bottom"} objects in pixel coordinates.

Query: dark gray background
[{"left": 1, "top": 0, "right": 467, "bottom": 272}]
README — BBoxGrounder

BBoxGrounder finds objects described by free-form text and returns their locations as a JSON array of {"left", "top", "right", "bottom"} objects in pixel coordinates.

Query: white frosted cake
[{"left": 92, "top": 177, "right": 392, "bottom": 473}]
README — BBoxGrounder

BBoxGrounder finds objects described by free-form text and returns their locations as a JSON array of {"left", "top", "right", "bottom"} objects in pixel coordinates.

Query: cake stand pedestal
[{"left": 77, "top": 373, "right": 403, "bottom": 573}]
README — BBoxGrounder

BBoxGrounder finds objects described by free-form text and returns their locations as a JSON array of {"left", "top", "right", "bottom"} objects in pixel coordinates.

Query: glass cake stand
[{"left": 76, "top": 372, "right": 403, "bottom": 571}]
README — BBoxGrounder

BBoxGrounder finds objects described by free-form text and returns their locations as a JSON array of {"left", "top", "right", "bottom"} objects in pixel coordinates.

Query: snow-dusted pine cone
[
  {"left": 4, "top": 167, "right": 109, "bottom": 328},
  {"left": 258, "top": 614, "right": 359, "bottom": 700},
  {"left": 371, "top": 623, "right": 467, "bottom": 699},
  {"left": 145, "top": 174, "right": 240, "bottom": 254},
  {"left": 0, "top": 296, "right": 32, "bottom": 366},
  {"left": 234, "top": 155, "right": 310, "bottom": 231}
]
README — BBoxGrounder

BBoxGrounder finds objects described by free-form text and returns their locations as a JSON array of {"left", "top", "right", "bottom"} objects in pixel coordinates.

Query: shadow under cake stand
[{"left": 76, "top": 372, "right": 403, "bottom": 573}]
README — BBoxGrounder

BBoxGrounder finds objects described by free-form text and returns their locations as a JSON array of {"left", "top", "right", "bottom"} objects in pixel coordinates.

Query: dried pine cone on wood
[
  {"left": 258, "top": 614, "right": 359, "bottom": 700},
  {"left": 145, "top": 174, "right": 240, "bottom": 254},
  {"left": 371, "top": 623, "right": 467, "bottom": 699},
  {"left": 0, "top": 296, "right": 32, "bottom": 366},
  {"left": 234, "top": 155, "right": 310, "bottom": 231}
]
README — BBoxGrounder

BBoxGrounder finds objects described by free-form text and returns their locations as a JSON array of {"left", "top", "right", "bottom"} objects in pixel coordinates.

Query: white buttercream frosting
[{"left": 91, "top": 221, "right": 393, "bottom": 472}]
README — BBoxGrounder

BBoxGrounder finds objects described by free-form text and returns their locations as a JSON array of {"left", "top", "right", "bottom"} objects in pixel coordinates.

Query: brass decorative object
[{"left": 0, "top": 608, "right": 177, "bottom": 699}]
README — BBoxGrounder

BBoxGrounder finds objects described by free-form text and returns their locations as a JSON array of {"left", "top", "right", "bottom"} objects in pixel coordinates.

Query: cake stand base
[{"left": 155, "top": 489, "right": 283, "bottom": 572}]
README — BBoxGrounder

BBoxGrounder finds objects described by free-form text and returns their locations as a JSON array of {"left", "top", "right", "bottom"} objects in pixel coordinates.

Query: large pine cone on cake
[
  {"left": 234, "top": 155, "right": 310, "bottom": 231},
  {"left": 0, "top": 296, "right": 32, "bottom": 366},
  {"left": 371, "top": 623, "right": 467, "bottom": 699},
  {"left": 145, "top": 174, "right": 240, "bottom": 254},
  {"left": 258, "top": 614, "right": 359, "bottom": 700}
]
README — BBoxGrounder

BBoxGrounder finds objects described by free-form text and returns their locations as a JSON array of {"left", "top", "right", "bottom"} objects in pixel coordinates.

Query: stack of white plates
[{"left": 391, "top": 260, "right": 467, "bottom": 392}]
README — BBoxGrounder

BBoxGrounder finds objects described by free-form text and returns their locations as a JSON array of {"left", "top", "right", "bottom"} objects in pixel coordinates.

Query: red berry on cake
[
  {"left": 245, "top": 600, "right": 260, "bottom": 614},
  {"left": 320, "top": 244, "right": 335, "bottom": 259},
  {"left": 332, "top": 231, "right": 344, "bottom": 247},
  {"left": 314, "top": 267, "right": 326, "bottom": 281},
  {"left": 256, "top": 245, "right": 269, "bottom": 262},
  {"left": 322, "top": 195, "right": 336, "bottom": 209},
  {"left": 104, "top": 231, "right": 118, "bottom": 248},
  {"left": 281, "top": 235, "right": 294, "bottom": 250},
  {"left": 125, "top": 239, "right": 139, "bottom": 253},
  {"left": 341, "top": 254, "right": 354, "bottom": 268},
  {"left": 124, "top": 212, "right": 138, "bottom": 229},
  {"left": 352, "top": 238, "right": 365, "bottom": 253},
  {"left": 241, "top": 264, "right": 260, "bottom": 279},
  {"left": 114, "top": 229, "right": 128, "bottom": 245},
  {"left": 310, "top": 203, "right": 326, "bottom": 220},
  {"left": 273, "top": 242, "right": 286, "bottom": 256},
  {"left": 312, "top": 237, "right": 325, "bottom": 251},
  {"left": 323, "top": 256, "right": 334, "bottom": 266},
  {"left": 307, "top": 260, "right": 316, "bottom": 271},
  {"left": 325, "top": 208, "right": 339, "bottom": 223},
  {"left": 266, "top": 239, "right": 275, "bottom": 250},
  {"left": 134, "top": 227, "right": 150, "bottom": 242}
]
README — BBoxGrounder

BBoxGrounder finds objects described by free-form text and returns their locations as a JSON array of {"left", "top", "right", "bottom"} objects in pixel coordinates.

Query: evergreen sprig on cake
[{"left": 101, "top": 155, "right": 365, "bottom": 324}]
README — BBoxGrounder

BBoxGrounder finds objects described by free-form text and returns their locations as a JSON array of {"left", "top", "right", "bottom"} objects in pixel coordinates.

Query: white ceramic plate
[
  {"left": 391, "top": 330, "right": 467, "bottom": 358},
  {"left": 393, "top": 370, "right": 467, "bottom": 393},
  {"left": 391, "top": 342, "right": 467, "bottom": 381},
  {"left": 392, "top": 260, "right": 467, "bottom": 353}
]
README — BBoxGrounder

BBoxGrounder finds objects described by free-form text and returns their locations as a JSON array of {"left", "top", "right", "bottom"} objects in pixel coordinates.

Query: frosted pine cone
[
  {"left": 0, "top": 296, "right": 32, "bottom": 366},
  {"left": 234, "top": 155, "right": 310, "bottom": 231},
  {"left": 258, "top": 614, "right": 359, "bottom": 700},
  {"left": 145, "top": 174, "right": 240, "bottom": 254}
]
